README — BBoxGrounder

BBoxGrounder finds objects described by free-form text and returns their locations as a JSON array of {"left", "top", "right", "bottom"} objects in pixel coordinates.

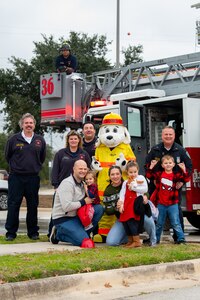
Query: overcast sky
[
  {"left": 1, "top": 0, "right": 200, "bottom": 69},
  {"left": 1, "top": 0, "right": 200, "bottom": 149}
]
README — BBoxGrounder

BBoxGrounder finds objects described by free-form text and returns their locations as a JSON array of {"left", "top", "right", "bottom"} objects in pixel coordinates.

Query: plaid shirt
[
  {"left": 87, "top": 183, "right": 100, "bottom": 204},
  {"left": 146, "top": 168, "right": 190, "bottom": 206}
]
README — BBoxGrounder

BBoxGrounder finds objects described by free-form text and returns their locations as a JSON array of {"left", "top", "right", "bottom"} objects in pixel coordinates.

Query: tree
[
  {"left": 68, "top": 32, "right": 112, "bottom": 74},
  {"left": 0, "top": 32, "right": 112, "bottom": 134},
  {"left": 121, "top": 44, "right": 143, "bottom": 66},
  {"left": 39, "top": 144, "right": 54, "bottom": 184},
  {"left": 0, "top": 133, "right": 9, "bottom": 170}
]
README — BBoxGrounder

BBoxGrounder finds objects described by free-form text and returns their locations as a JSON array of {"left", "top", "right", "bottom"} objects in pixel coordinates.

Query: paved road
[
  {"left": 128, "top": 284, "right": 200, "bottom": 300},
  {"left": 7, "top": 261, "right": 200, "bottom": 300}
]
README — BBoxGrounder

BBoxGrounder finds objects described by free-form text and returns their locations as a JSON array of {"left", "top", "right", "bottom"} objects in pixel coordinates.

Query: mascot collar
[{"left": 98, "top": 143, "right": 127, "bottom": 149}]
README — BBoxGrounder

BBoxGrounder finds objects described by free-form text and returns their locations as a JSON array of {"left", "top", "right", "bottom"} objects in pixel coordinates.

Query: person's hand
[
  {"left": 83, "top": 182, "right": 88, "bottom": 191},
  {"left": 117, "top": 200, "right": 124, "bottom": 213},
  {"left": 84, "top": 197, "right": 93, "bottom": 204},
  {"left": 143, "top": 194, "right": 148, "bottom": 205},
  {"left": 66, "top": 67, "right": 73, "bottom": 74},
  {"left": 178, "top": 162, "right": 186, "bottom": 173},
  {"left": 117, "top": 200, "right": 123, "bottom": 209},
  {"left": 176, "top": 182, "right": 184, "bottom": 190},
  {"left": 128, "top": 179, "right": 137, "bottom": 190},
  {"left": 150, "top": 160, "right": 158, "bottom": 169},
  {"left": 118, "top": 204, "right": 124, "bottom": 213}
]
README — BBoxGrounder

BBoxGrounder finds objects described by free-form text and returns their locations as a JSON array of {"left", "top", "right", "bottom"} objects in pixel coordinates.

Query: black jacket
[
  {"left": 83, "top": 137, "right": 97, "bottom": 159},
  {"left": 51, "top": 147, "right": 91, "bottom": 188},
  {"left": 55, "top": 54, "right": 77, "bottom": 73},
  {"left": 145, "top": 142, "right": 192, "bottom": 196},
  {"left": 134, "top": 195, "right": 152, "bottom": 233},
  {"left": 5, "top": 132, "right": 46, "bottom": 175}
]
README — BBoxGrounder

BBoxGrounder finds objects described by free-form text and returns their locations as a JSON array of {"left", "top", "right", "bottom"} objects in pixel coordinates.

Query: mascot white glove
[
  {"left": 91, "top": 156, "right": 103, "bottom": 172},
  {"left": 115, "top": 153, "right": 127, "bottom": 172}
]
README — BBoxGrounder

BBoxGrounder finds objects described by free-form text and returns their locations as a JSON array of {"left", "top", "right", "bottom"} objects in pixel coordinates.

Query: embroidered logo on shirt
[{"left": 35, "top": 140, "right": 42, "bottom": 147}]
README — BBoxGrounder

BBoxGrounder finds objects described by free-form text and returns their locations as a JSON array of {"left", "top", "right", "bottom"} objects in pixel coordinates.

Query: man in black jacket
[
  {"left": 55, "top": 44, "right": 77, "bottom": 74},
  {"left": 5, "top": 113, "right": 46, "bottom": 241},
  {"left": 82, "top": 122, "right": 97, "bottom": 159}
]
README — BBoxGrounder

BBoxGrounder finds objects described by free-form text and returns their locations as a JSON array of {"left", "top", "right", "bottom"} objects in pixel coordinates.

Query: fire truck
[{"left": 40, "top": 52, "right": 200, "bottom": 229}]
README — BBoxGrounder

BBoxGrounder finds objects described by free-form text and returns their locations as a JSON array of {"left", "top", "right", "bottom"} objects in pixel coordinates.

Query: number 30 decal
[{"left": 41, "top": 77, "right": 54, "bottom": 96}]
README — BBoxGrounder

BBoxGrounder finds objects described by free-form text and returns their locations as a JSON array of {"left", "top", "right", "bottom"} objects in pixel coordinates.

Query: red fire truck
[{"left": 40, "top": 52, "right": 200, "bottom": 229}]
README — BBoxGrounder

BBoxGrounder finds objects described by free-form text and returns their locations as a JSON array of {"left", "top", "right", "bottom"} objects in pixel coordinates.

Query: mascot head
[{"left": 96, "top": 112, "right": 131, "bottom": 148}]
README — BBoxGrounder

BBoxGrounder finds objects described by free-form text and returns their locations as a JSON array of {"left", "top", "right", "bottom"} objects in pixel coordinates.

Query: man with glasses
[{"left": 55, "top": 44, "right": 77, "bottom": 74}]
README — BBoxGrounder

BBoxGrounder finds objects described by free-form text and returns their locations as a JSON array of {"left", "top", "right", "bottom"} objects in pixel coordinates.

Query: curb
[{"left": 1, "top": 258, "right": 200, "bottom": 299}]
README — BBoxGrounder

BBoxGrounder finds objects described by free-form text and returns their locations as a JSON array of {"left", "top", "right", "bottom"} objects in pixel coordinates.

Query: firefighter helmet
[
  {"left": 60, "top": 44, "right": 70, "bottom": 51},
  {"left": 102, "top": 112, "right": 123, "bottom": 126}
]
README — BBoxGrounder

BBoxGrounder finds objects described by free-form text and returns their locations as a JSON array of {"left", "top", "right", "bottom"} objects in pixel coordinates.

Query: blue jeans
[
  {"left": 143, "top": 216, "right": 157, "bottom": 246},
  {"left": 106, "top": 220, "right": 128, "bottom": 246},
  {"left": 55, "top": 204, "right": 104, "bottom": 246},
  {"left": 156, "top": 203, "right": 185, "bottom": 243},
  {"left": 106, "top": 216, "right": 156, "bottom": 246}
]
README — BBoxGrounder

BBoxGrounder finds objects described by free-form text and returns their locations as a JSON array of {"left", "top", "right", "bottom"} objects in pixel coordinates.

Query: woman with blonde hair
[{"left": 51, "top": 130, "right": 91, "bottom": 188}]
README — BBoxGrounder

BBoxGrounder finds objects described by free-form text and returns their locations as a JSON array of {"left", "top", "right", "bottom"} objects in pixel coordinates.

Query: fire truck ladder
[{"left": 91, "top": 52, "right": 200, "bottom": 99}]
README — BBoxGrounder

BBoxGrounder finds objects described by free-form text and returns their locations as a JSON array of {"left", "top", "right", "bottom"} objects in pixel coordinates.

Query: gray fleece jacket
[{"left": 52, "top": 175, "right": 86, "bottom": 225}]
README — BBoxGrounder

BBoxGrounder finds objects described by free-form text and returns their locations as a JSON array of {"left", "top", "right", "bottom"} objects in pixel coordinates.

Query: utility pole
[
  {"left": 191, "top": 3, "right": 200, "bottom": 50},
  {"left": 116, "top": 0, "right": 120, "bottom": 68}
]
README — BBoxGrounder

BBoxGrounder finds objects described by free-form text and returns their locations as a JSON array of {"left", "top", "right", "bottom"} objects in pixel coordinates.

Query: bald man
[{"left": 50, "top": 160, "right": 104, "bottom": 247}]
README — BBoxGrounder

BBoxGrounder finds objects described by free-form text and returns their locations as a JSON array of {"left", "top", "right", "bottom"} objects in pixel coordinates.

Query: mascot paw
[
  {"left": 115, "top": 153, "right": 127, "bottom": 171},
  {"left": 91, "top": 156, "right": 103, "bottom": 171},
  {"left": 93, "top": 234, "right": 107, "bottom": 243}
]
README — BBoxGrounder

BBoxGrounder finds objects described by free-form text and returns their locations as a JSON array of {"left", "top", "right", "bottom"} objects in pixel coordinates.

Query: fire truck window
[{"left": 127, "top": 107, "right": 141, "bottom": 137}]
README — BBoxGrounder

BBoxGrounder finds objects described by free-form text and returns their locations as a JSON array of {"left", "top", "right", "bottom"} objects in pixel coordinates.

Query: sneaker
[
  {"left": 5, "top": 235, "right": 15, "bottom": 241},
  {"left": 150, "top": 242, "right": 157, "bottom": 247},
  {"left": 29, "top": 234, "right": 39, "bottom": 240},
  {"left": 85, "top": 223, "right": 93, "bottom": 231},
  {"left": 175, "top": 240, "right": 186, "bottom": 245},
  {"left": 143, "top": 238, "right": 150, "bottom": 245},
  {"left": 50, "top": 226, "right": 59, "bottom": 244}
]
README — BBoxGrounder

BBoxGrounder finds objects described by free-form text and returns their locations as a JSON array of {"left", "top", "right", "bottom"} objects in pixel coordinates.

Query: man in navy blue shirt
[
  {"left": 5, "top": 113, "right": 46, "bottom": 241},
  {"left": 55, "top": 44, "right": 77, "bottom": 74}
]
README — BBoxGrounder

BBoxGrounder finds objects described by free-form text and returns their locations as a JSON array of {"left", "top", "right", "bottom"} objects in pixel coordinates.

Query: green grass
[
  {"left": 0, "top": 234, "right": 48, "bottom": 244},
  {"left": 0, "top": 235, "right": 200, "bottom": 284}
]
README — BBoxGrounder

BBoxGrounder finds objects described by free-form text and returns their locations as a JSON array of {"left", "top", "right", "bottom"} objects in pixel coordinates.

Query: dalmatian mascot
[{"left": 92, "top": 112, "right": 136, "bottom": 243}]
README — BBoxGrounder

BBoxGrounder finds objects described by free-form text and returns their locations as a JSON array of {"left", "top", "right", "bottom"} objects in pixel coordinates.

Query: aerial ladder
[
  {"left": 41, "top": 51, "right": 200, "bottom": 127},
  {"left": 90, "top": 51, "right": 200, "bottom": 100}
]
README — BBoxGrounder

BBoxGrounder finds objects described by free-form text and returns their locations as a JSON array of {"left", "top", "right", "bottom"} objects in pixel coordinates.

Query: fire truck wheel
[{"left": 186, "top": 214, "right": 200, "bottom": 230}]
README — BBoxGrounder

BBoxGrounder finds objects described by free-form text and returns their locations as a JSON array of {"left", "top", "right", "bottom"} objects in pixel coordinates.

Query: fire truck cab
[{"left": 83, "top": 90, "right": 200, "bottom": 229}]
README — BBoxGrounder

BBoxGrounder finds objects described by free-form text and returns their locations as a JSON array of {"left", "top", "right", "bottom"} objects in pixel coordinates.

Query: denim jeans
[
  {"left": 106, "top": 219, "right": 128, "bottom": 246},
  {"left": 56, "top": 204, "right": 104, "bottom": 246},
  {"left": 143, "top": 216, "right": 157, "bottom": 246},
  {"left": 156, "top": 203, "right": 185, "bottom": 243},
  {"left": 106, "top": 216, "right": 156, "bottom": 246}
]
